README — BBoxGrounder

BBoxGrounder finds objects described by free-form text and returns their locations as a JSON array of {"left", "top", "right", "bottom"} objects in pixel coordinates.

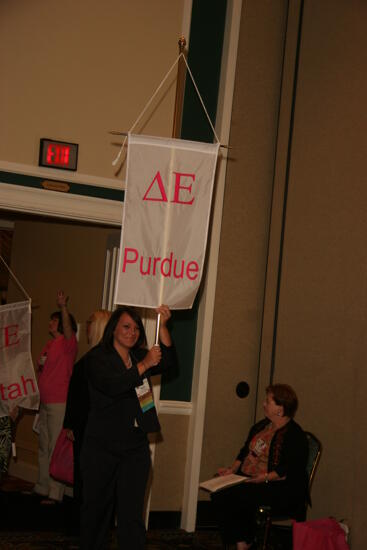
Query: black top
[
  {"left": 236, "top": 417, "right": 309, "bottom": 511},
  {"left": 81, "top": 342, "right": 177, "bottom": 451},
  {"left": 63, "top": 354, "right": 89, "bottom": 436}
]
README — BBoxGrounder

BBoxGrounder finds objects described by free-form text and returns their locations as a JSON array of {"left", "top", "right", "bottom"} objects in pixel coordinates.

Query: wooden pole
[
  {"left": 172, "top": 36, "right": 187, "bottom": 138},
  {"left": 154, "top": 313, "right": 161, "bottom": 345},
  {"left": 156, "top": 37, "right": 187, "bottom": 340}
]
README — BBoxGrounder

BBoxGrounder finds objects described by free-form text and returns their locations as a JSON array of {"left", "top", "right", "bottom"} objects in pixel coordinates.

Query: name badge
[
  {"left": 135, "top": 377, "right": 155, "bottom": 413},
  {"left": 254, "top": 438, "right": 267, "bottom": 455}
]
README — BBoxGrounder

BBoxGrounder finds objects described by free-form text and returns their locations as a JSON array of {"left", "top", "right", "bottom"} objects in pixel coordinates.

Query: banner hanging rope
[
  {"left": 0, "top": 255, "right": 31, "bottom": 301},
  {"left": 111, "top": 52, "right": 221, "bottom": 167}
]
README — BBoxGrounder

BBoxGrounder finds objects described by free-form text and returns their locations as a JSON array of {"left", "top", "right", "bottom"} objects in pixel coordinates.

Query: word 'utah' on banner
[{"left": 114, "top": 134, "right": 220, "bottom": 310}]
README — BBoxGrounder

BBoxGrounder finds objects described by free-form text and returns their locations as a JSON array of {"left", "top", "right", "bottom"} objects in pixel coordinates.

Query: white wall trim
[
  {"left": 180, "top": 0, "right": 243, "bottom": 532},
  {"left": 158, "top": 400, "right": 193, "bottom": 415},
  {"left": 0, "top": 182, "right": 123, "bottom": 226},
  {"left": 0, "top": 159, "right": 125, "bottom": 190}
]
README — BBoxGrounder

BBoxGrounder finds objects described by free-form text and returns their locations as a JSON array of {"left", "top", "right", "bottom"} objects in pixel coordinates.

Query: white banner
[
  {"left": 114, "top": 134, "right": 220, "bottom": 309},
  {"left": 0, "top": 300, "right": 39, "bottom": 417}
]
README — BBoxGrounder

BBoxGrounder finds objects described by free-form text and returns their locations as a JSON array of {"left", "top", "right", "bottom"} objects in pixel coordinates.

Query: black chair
[{"left": 257, "top": 431, "right": 322, "bottom": 550}]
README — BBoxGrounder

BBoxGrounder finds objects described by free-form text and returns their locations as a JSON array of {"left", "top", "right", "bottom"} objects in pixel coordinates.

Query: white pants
[{"left": 34, "top": 402, "right": 66, "bottom": 501}]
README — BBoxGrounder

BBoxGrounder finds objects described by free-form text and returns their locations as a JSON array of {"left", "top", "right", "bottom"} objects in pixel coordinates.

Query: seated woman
[
  {"left": 211, "top": 384, "right": 308, "bottom": 550},
  {"left": 34, "top": 290, "right": 78, "bottom": 503}
]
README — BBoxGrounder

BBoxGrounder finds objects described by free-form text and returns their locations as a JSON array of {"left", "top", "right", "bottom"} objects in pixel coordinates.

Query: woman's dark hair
[
  {"left": 50, "top": 311, "right": 78, "bottom": 335},
  {"left": 101, "top": 306, "right": 147, "bottom": 350},
  {"left": 266, "top": 383, "right": 298, "bottom": 418}
]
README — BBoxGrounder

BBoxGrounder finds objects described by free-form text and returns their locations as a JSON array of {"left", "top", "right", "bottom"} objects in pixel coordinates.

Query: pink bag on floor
[
  {"left": 49, "top": 429, "right": 74, "bottom": 485},
  {"left": 293, "top": 518, "right": 349, "bottom": 550}
]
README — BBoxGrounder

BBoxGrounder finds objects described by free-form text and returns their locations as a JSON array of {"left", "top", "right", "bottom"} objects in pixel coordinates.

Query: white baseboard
[{"left": 158, "top": 400, "right": 193, "bottom": 415}]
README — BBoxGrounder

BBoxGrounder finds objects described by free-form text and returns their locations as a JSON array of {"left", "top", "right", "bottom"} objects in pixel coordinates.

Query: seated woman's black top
[{"left": 237, "top": 417, "right": 309, "bottom": 514}]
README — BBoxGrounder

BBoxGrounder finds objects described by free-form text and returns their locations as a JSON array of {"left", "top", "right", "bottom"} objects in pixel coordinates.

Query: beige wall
[
  {"left": 265, "top": 3, "right": 367, "bottom": 548},
  {"left": 0, "top": 0, "right": 187, "bottom": 179},
  {"left": 201, "top": 1, "right": 367, "bottom": 548},
  {"left": 150, "top": 414, "right": 189, "bottom": 510},
  {"left": 201, "top": 0, "right": 289, "bottom": 484}
]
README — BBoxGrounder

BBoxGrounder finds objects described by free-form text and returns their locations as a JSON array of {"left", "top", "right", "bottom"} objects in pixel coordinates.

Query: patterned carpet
[
  {"left": 0, "top": 530, "right": 224, "bottom": 549},
  {"left": 0, "top": 529, "right": 292, "bottom": 549},
  {"left": 0, "top": 475, "right": 224, "bottom": 549},
  {"left": 0, "top": 476, "right": 291, "bottom": 549}
]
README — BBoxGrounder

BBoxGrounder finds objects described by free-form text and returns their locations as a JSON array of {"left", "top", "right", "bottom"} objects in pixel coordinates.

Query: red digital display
[
  {"left": 46, "top": 144, "right": 70, "bottom": 166},
  {"left": 39, "top": 139, "right": 78, "bottom": 171}
]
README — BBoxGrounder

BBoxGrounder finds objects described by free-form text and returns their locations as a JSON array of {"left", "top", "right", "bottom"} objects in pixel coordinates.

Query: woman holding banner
[{"left": 80, "top": 304, "right": 176, "bottom": 550}]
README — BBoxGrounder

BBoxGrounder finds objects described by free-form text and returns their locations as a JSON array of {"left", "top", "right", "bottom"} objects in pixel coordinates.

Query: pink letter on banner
[
  {"left": 114, "top": 134, "right": 219, "bottom": 310},
  {"left": 0, "top": 301, "right": 39, "bottom": 417},
  {"left": 142, "top": 171, "right": 169, "bottom": 202},
  {"left": 171, "top": 172, "right": 195, "bottom": 205}
]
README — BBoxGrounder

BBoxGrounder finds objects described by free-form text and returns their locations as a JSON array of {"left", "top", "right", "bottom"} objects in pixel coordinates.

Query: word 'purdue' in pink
[{"left": 122, "top": 248, "right": 199, "bottom": 280}]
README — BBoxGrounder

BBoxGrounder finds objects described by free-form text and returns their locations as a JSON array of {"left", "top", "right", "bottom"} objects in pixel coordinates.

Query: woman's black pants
[
  {"left": 211, "top": 480, "right": 294, "bottom": 545},
  {"left": 80, "top": 435, "right": 151, "bottom": 549}
]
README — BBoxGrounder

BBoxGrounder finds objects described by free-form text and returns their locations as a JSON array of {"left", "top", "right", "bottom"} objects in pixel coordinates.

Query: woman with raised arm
[
  {"left": 80, "top": 305, "right": 176, "bottom": 550},
  {"left": 34, "top": 290, "right": 78, "bottom": 503}
]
